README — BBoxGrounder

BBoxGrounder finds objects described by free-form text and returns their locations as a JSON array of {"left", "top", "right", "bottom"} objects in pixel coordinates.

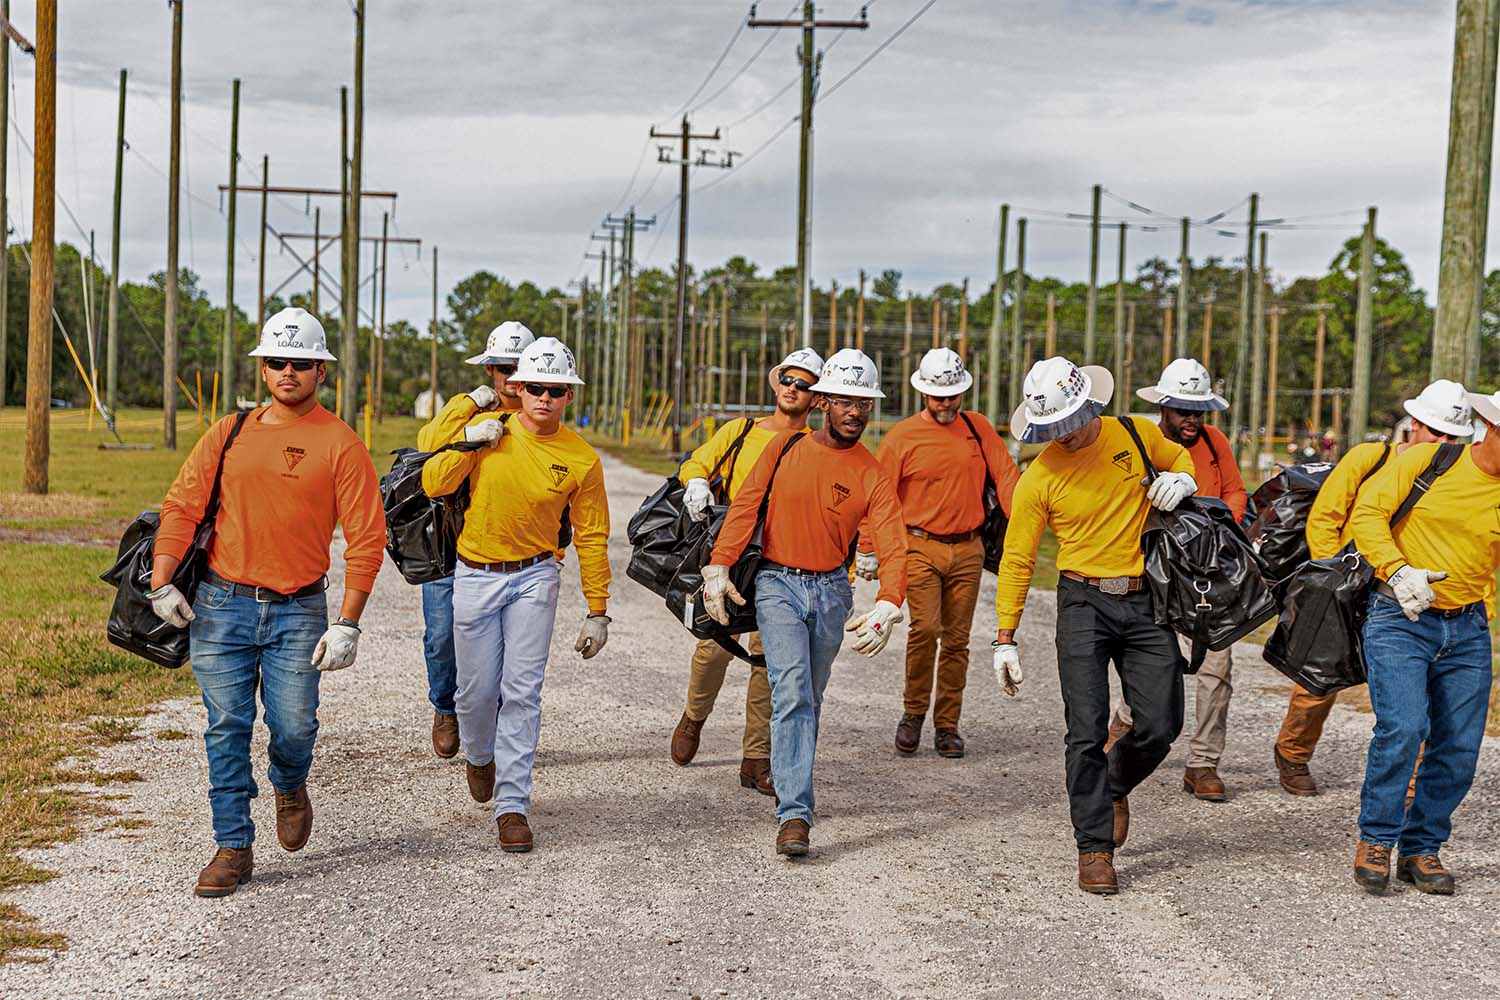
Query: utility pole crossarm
[
  {"left": 217, "top": 184, "right": 396, "bottom": 199},
  {"left": 277, "top": 233, "right": 421, "bottom": 245}
]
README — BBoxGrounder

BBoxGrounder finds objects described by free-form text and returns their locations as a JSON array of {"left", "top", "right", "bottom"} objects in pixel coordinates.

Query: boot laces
[{"left": 1365, "top": 843, "right": 1391, "bottom": 866}]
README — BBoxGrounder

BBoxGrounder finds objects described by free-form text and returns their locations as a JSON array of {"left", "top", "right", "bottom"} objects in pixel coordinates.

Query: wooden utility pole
[
  {"left": 719, "top": 280, "right": 729, "bottom": 413},
  {"left": 1085, "top": 184, "right": 1101, "bottom": 364},
  {"left": 22, "top": 0, "right": 54, "bottom": 492},
  {"left": 1247, "top": 233, "right": 1268, "bottom": 474},
  {"left": 376, "top": 211, "right": 387, "bottom": 421},
  {"left": 1350, "top": 208, "right": 1376, "bottom": 446},
  {"left": 1113, "top": 222, "right": 1127, "bottom": 415},
  {"left": 1332, "top": 392, "right": 1343, "bottom": 452},
  {"left": 0, "top": 0, "right": 9, "bottom": 408},
  {"left": 930, "top": 295, "right": 940, "bottom": 349},
  {"left": 1045, "top": 292, "right": 1057, "bottom": 357},
  {"left": 903, "top": 293, "right": 913, "bottom": 413},
  {"left": 827, "top": 279, "right": 838, "bottom": 356},
  {"left": 987, "top": 204, "right": 1008, "bottom": 422},
  {"left": 1161, "top": 302, "right": 1173, "bottom": 372},
  {"left": 1175, "top": 217, "right": 1191, "bottom": 356},
  {"left": 1433, "top": 0, "right": 1499, "bottom": 384},
  {"left": 220, "top": 79, "right": 240, "bottom": 413},
  {"left": 1008, "top": 218, "right": 1027, "bottom": 414},
  {"left": 340, "top": 0, "right": 366, "bottom": 425},
  {"left": 312, "top": 207, "right": 321, "bottom": 314},
  {"left": 164, "top": 0, "right": 183, "bottom": 448},
  {"left": 1200, "top": 291, "right": 1216, "bottom": 372},
  {"left": 254, "top": 155, "right": 267, "bottom": 405},
  {"left": 429, "top": 246, "right": 438, "bottom": 408},
  {"left": 758, "top": 303, "right": 768, "bottom": 408},
  {"left": 957, "top": 277, "right": 969, "bottom": 359},
  {"left": 1311, "top": 304, "right": 1329, "bottom": 433},
  {"left": 856, "top": 269, "right": 867, "bottom": 353},
  {"left": 1265, "top": 305, "right": 1281, "bottom": 455},
  {"left": 1230, "top": 193, "right": 1258, "bottom": 443},
  {"left": 106, "top": 67, "right": 125, "bottom": 414},
  {"left": 1124, "top": 301, "right": 1136, "bottom": 403}
]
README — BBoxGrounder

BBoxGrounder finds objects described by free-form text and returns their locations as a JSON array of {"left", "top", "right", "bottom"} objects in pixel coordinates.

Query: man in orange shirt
[
  {"left": 1106, "top": 359, "right": 1247, "bottom": 801},
  {"left": 856, "top": 348, "right": 1019, "bottom": 758},
  {"left": 147, "top": 308, "right": 385, "bottom": 898},
  {"left": 704, "top": 348, "right": 908, "bottom": 858}
]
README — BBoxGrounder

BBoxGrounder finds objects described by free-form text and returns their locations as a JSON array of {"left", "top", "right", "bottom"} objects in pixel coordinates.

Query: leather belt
[
  {"left": 763, "top": 561, "right": 840, "bottom": 579},
  {"left": 1374, "top": 580, "right": 1478, "bottom": 619},
  {"left": 458, "top": 552, "right": 553, "bottom": 573},
  {"left": 907, "top": 526, "right": 981, "bottom": 545},
  {"left": 1062, "top": 571, "right": 1146, "bottom": 595},
  {"left": 202, "top": 569, "right": 327, "bottom": 604}
]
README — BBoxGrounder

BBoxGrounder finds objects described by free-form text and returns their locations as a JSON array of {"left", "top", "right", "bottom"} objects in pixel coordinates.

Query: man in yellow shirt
[
  {"left": 1273, "top": 380, "right": 1472, "bottom": 796},
  {"left": 414, "top": 322, "right": 535, "bottom": 759},
  {"left": 668, "top": 347, "right": 822, "bottom": 796},
  {"left": 993, "top": 357, "right": 1197, "bottom": 895},
  {"left": 1344, "top": 387, "right": 1500, "bottom": 897},
  {"left": 422, "top": 337, "right": 611, "bottom": 853}
]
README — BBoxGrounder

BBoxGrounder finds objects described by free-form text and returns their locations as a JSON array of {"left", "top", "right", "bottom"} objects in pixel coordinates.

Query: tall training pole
[
  {"left": 794, "top": 1, "right": 815, "bottom": 344},
  {"left": 342, "top": 0, "right": 365, "bottom": 424},
  {"left": 1007, "top": 219, "right": 1027, "bottom": 416},
  {"left": 986, "top": 203, "right": 1008, "bottom": 423},
  {"left": 1350, "top": 208, "right": 1377, "bottom": 447},
  {"left": 163, "top": 0, "right": 183, "bottom": 448},
  {"left": 254, "top": 155, "right": 267, "bottom": 406},
  {"left": 429, "top": 246, "right": 439, "bottom": 409},
  {"left": 1247, "top": 232, "right": 1268, "bottom": 475},
  {"left": 220, "top": 78, "right": 240, "bottom": 413},
  {"left": 23, "top": 0, "right": 56, "bottom": 492},
  {"left": 376, "top": 211, "right": 388, "bottom": 421},
  {"left": 1175, "top": 216, "right": 1190, "bottom": 356},
  {"left": 1085, "top": 184, "right": 1101, "bottom": 364},
  {"left": 1230, "top": 193, "right": 1258, "bottom": 443},
  {"left": 1113, "top": 223, "right": 1127, "bottom": 416},
  {"left": 671, "top": 119, "right": 690, "bottom": 452},
  {"left": 0, "top": 0, "right": 9, "bottom": 408},
  {"left": 106, "top": 68, "right": 126, "bottom": 414}
]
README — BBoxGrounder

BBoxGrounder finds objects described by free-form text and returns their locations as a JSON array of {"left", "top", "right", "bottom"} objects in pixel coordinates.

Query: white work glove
[
  {"left": 311, "top": 623, "right": 360, "bottom": 672},
  {"left": 145, "top": 583, "right": 195, "bottom": 628},
  {"left": 854, "top": 551, "right": 879, "bottom": 581},
  {"left": 467, "top": 384, "right": 499, "bottom": 410},
  {"left": 575, "top": 614, "right": 610, "bottom": 659},
  {"left": 464, "top": 418, "right": 505, "bottom": 447},
  {"left": 1389, "top": 565, "right": 1448, "bottom": 622},
  {"left": 992, "top": 642, "right": 1023, "bottom": 697},
  {"left": 683, "top": 477, "right": 713, "bottom": 523},
  {"left": 1145, "top": 471, "right": 1197, "bottom": 512},
  {"left": 846, "top": 600, "right": 904, "bottom": 657},
  {"left": 701, "top": 563, "right": 745, "bottom": 626}
]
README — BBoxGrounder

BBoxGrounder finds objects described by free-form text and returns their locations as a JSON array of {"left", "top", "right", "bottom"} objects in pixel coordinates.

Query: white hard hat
[
  {"left": 1467, "top": 388, "right": 1500, "bottom": 431},
  {"left": 514, "top": 336, "right": 584, "bottom": 386},
  {"left": 810, "top": 348, "right": 884, "bottom": 399},
  {"left": 1406, "top": 379, "right": 1473, "bottom": 437},
  {"left": 768, "top": 347, "right": 825, "bottom": 389},
  {"left": 1135, "top": 358, "right": 1227, "bottom": 411},
  {"left": 1009, "top": 357, "right": 1113, "bottom": 444},
  {"left": 910, "top": 348, "right": 973, "bottom": 398},
  {"left": 466, "top": 321, "right": 535, "bottom": 366},
  {"left": 248, "top": 306, "right": 336, "bottom": 361}
]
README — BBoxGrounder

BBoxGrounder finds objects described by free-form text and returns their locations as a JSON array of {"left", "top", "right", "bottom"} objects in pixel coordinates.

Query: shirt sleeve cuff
[
  {"left": 345, "top": 571, "right": 379, "bottom": 593},
  {"left": 588, "top": 600, "right": 608, "bottom": 615}
]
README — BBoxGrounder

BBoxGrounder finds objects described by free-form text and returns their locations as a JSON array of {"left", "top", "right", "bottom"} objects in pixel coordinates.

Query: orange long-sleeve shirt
[
  {"left": 1182, "top": 424, "right": 1247, "bottom": 522},
  {"left": 873, "top": 409, "right": 1020, "bottom": 536},
  {"left": 710, "top": 432, "right": 908, "bottom": 606},
  {"left": 157, "top": 405, "right": 385, "bottom": 593}
]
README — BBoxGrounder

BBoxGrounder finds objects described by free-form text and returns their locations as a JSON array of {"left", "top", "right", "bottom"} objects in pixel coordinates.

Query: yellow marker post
[
  {"left": 336, "top": 377, "right": 343, "bottom": 417},
  {"left": 210, "top": 372, "right": 220, "bottom": 425},
  {"left": 622, "top": 406, "right": 631, "bottom": 447},
  {"left": 196, "top": 371, "right": 204, "bottom": 432}
]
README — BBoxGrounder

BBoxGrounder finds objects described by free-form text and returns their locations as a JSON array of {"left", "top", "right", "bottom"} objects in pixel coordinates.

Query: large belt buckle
[
  {"left": 1098, "top": 576, "right": 1131, "bottom": 596},
  {"left": 253, "top": 585, "right": 282, "bottom": 603}
]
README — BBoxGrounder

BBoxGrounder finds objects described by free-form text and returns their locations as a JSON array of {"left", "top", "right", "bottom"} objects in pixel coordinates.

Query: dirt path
[{"left": 3, "top": 453, "right": 1497, "bottom": 999}]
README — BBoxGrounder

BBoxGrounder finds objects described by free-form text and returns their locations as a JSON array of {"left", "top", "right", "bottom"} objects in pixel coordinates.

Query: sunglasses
[
  {"left": 523, "top": 383, "right": 570, "bottom": 399},
  {"left": 778, "top": 374, "right": 814, "bottom": 392},
  {"left": 263, "top": 358, "right": 317, "bottom": 372},
  {"left": 494, "top": 363, "right": 517, "bottom": 375}
]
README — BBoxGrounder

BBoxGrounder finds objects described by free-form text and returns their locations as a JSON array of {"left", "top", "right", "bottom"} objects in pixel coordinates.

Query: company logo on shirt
[
  {"left": 549, "top": 463, "right": 569, "bottom": 488},
  {"left": 1112, "top": 450, "right": 1133, "bottom": 475},
  {"left": 283, "top": 446, "right": 307, "bottom": 472},
  {"left": 831, "top": 482, "right": 851, "bottom": 508}
]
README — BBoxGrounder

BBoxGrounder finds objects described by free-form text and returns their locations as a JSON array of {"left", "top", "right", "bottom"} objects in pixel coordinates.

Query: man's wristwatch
[{"left": 334, "top": 617, "right": 362, "bottom": 632}]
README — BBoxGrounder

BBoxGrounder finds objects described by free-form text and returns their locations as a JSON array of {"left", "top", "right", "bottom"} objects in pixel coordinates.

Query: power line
[
  {"left": 816, "top": 0, "right": 937, "bottom": 106},
  {"left": 691, "top": 2, "right": 798, "bottom": 114},
  {"left": 661, "top": 10, "right": 749, "bottom": 123}
]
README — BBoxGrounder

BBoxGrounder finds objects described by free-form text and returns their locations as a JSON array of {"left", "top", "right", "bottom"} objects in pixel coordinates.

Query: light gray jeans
[{"left": 1112, "top": 638, "right": 1232, "bottom": 769}]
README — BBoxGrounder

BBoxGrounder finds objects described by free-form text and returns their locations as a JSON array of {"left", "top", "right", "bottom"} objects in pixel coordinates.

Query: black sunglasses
[
  {"left": 523, "top": 383, "right": 570, "bottom": 399},
  {"left": 493, "top": 363, "right": 517, "bottom": 375},
  {"left": 778, "top": 374, "right": 814, "bottom": 392},
  {"left": 263, "top": 358, "right": 317, "bottom": 372}
]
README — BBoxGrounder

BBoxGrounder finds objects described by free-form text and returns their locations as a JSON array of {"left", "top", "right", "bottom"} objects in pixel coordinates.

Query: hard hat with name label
[
  {"left": 1009, "top": 356, "right": 1113, "bottom": 444},
  {"left": 910, "top": 347, "right": 973, "bottom": 398},
  {"left": 1467, "top": 387, "right": 1499, "bottom": 432},
  {"left": 514, "top": 336, "right": 584, "bottom": 385},
  {"left": 466, "top": 321, "right": 536, "bottom": 366},
  {"left": 809, "top": 348, "right": 885, "bottom": 399},
  {"left": 248, "top": 306, "right": 337, "bottom": 361},
  {"left": 1136, "top": 358, "right": 1227, "bottom": 411},
  {"left": 768, "top": 346, "right": 825, "bottom": 389},
  {"left": 1406, "top": 379, "right": 1473, "bottom": 437}
]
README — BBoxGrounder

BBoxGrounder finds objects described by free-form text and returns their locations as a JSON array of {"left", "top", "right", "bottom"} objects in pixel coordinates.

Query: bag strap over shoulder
[
  {"left": 1389, "top": 442, "right": 1464, "bottom": 529},
  {"left": 708, "top": 417, "right": 758, "bottom": 494},
  {"left": 1117, "top": 415, "right": 1159, "bottom": 482},
  {"left": 755, "top": 431, "right": 806, "bottom": 523},
  {"left": 1356, "top": 443, "right": 1392, "bottom": 490},
  {"left": 957, "top": 411, "right": 997, "bottom": 495},
  {"left": 203, "top": 410, "right": 252, "bottom": 525}
]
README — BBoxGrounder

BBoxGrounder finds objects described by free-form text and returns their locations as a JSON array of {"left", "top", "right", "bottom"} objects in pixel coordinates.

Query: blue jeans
[
  {"left": 421, "top": 574, "right": 458, "bottom": 715},
  {"left": 189, "top": 581, "right": 327, "bottom": 849},
  {"left": 452, "top": 559, "right": 562, "bottom": 818},
  {"left": 754, "top": 565, "right": 854, "bottom": 827},
  {"left": 1359, "top": 592, "right": 1492, "bottom": 856}
]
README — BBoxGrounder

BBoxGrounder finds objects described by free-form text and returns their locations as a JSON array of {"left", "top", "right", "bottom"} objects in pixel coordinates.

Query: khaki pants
[
  {"left": 1112, "top": 639, "right": 1232, "bottom": 768},
  {"left": 684, "top": 633, "right": 770, "bottom": 758},
  {"left": 903, "top": 533, "right": 985, "bottom": 729},
  {"left": 1275, "top": 683, "right": 1337, "bottom": 764}
]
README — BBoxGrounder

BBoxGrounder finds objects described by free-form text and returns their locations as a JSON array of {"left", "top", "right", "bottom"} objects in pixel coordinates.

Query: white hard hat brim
[
  {"left": 1407, "top": 397, "right": 1474, "bottom": 437},
  {"left": 465, "top": 352, "right": 524, "bottom": 366},
  {"left": 248, "top": 344, "right": 336, "bottom": 361},
  {"left": 910, "top": 369, "right": 974, "bottom": 398},
  {"left": 1010, "top": 364, "right": 1114, "bottom": 443},
  {"left": 1135, "top": 385, "right": 1228, "bottom": 411},
  {"left": 1467, "top": 391, "right": 1500, "bottom": 428},
  {"left": 810, "top": 379, "right": 885, "bottom": 399},
  {"left": 769, "top": 362, "right": 819, "bottom": 387}
]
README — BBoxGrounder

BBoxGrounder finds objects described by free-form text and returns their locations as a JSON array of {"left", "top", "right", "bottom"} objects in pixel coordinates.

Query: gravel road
[{"left": 4, "top": 453, "right": 1498, "bottom": 1000}]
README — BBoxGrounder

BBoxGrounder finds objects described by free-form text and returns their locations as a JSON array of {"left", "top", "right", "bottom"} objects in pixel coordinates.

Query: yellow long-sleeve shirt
[
  {"left": 422, "top": 419, "right": 612, "bottom": 613},
  {"left": 1348, "top": 443, "right": 1500, "bottom": 614},
  {"left": 1304, "top": 441, "right": 1392, "bottom": 560},
  {"left": 416, "top": 392, "right": 520, "bottom": 452},
  {"left": 678, "top": 416, "right": 808, "bottom": 501},
  {"left": 995, "top": 416, "right": 1194, "bottom": 630}
]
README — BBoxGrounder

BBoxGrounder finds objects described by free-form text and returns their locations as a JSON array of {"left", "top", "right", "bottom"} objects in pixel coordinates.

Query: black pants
[{"left": 1054, "top": 576, "right": 1185, "bottom": 852}]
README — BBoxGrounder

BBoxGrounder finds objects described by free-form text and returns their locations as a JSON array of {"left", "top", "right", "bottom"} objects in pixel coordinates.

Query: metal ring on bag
[{"left": 1193, "top": 578, "right": 1212, "bottom": 611}]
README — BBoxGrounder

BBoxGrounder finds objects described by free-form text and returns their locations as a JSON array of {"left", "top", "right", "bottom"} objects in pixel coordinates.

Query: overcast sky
[{"left": 0, "top": 0, "right": 1474, "bottom": 331}]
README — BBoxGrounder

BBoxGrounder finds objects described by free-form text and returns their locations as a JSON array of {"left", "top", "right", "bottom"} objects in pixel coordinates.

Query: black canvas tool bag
[
  {"left": 1120, "top": 417, "right": 1280, "bottom": 673},
  {"left": 958, "top": 412, "right": 1009, "bottom": 573},
  {"left": 1262, "top": 442, "right": 1463, "bottom": 695},
  {"left": 100, "top": 410, "right": 251, "bottom": 668},
  {"left": 664, "top": 432, "right": 805, "bottom": 666}
]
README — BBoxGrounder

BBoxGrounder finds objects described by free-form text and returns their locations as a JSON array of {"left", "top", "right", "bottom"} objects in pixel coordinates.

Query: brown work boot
[
  {"left": 431, "top": 711, "right": 459, "bottom": 758},
  {"left": 739, "top": 757, "right": 775, "bottom": 797},
  {"left": 1397, "top": 854, "right": 1455, "bottom": 895},
  {"left": 1078, "top": 851, "right": 1119, "bottom": 895},
  {"left": 1183, "top": 766, "right": 1228, "bottom": 802},
  {"left": 194, "top": 847, "right": 253, "bottom": 898},
  {"left": 1112, "top": 797, "right": 1130, "bottom": 848},
  {"left": 776, "top": 819, "right": 810, "bottom": 857},
  {"left": 466, "top": 759, "right": 495, "bottom": 803},
  {"left": 1354, "top": 840, "right": 1392, "bottom": 894},
  {"left": 274, "top": 784, "right": 312, "bottom": 852},
  {"left": 1103, "top": 717, "right": 1131, "bottom": 754},
  {"left": 894, "top": 713, "right": 923, "bottom": 755},
  {"left": 934, "top": 728, "right": 965, "bottom": 759},
  {"left": 671, "top": 713, "right": 704, "bottom": 766},
  {"left": 497, "top": 812, "right": 534, "bottom": 853},
  {"left": 1274, "top": 747, "right": 1318, "bottom": 796}
]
